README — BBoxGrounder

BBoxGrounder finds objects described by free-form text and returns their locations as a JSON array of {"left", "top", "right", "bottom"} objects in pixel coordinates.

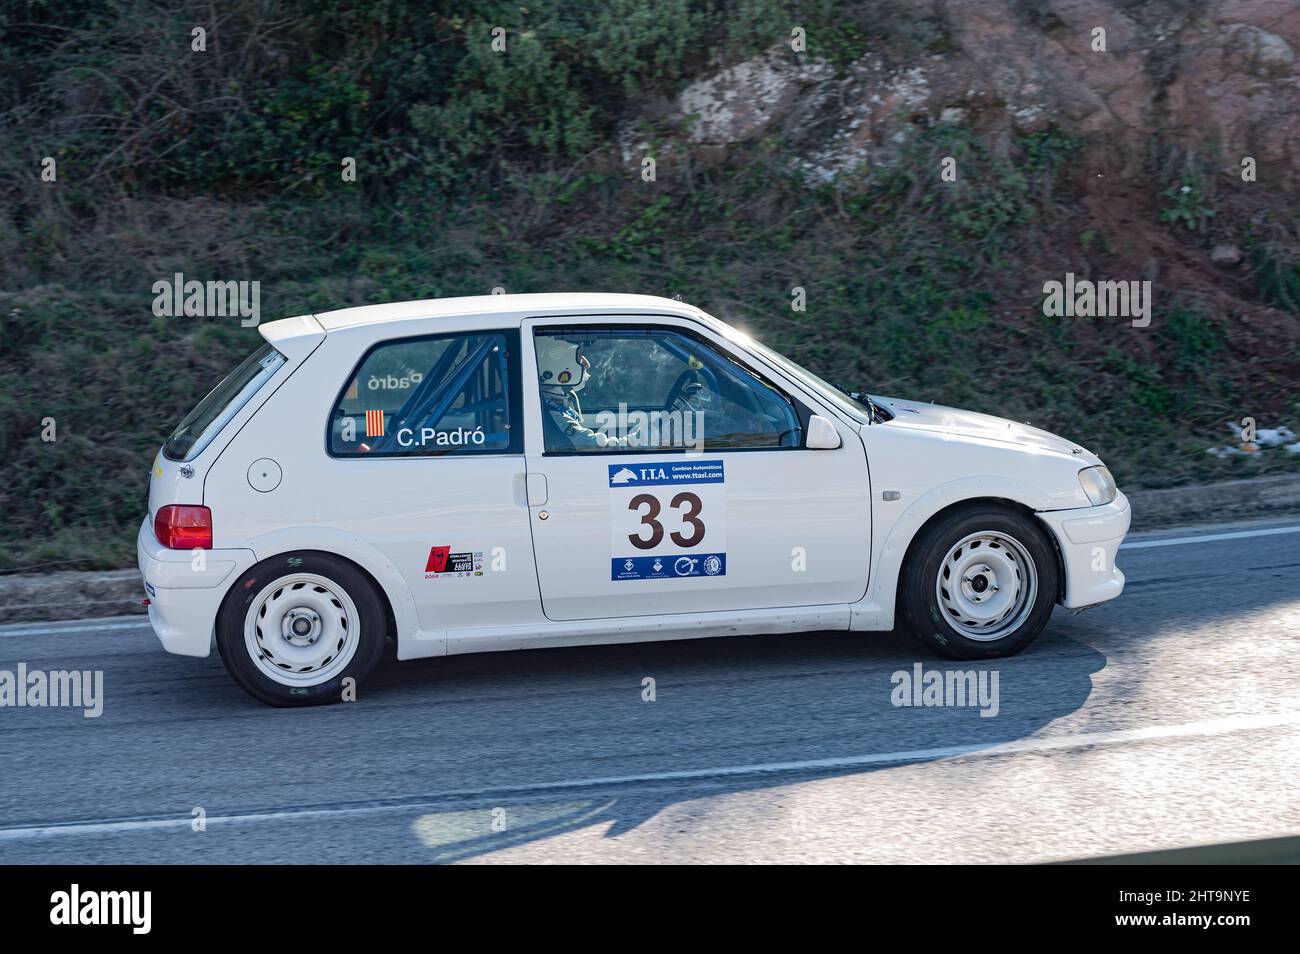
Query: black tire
[
  {"left": 898, "top": 504, "right": 1059, "bottom": 660},
  {"left": 216, "top": 551, "right": 387, "bottom": 707}
]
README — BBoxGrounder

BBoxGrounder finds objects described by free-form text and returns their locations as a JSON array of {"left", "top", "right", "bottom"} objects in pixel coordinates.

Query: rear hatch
[{"left": 148, "top": 343, "right": 286, "bottom": 524}]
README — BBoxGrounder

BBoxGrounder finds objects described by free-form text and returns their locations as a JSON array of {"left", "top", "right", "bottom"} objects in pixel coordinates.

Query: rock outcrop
[{"left": 625, "top": 1, "right": 1298, "bottom": 189}]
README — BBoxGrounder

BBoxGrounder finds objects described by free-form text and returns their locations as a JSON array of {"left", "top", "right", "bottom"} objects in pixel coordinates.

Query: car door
[{"left": 521, "top": 315, "right": 871, "bottom": 622}]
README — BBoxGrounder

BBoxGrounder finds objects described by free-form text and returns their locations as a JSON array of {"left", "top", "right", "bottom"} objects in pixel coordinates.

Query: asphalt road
[{"left": 2, "top": 515, "right": 1299, "bottom": 864}]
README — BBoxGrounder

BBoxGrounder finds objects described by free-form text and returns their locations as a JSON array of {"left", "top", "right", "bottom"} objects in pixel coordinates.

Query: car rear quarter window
[{"left": 329, "top": 330, "right": 520, "bottom": 457}]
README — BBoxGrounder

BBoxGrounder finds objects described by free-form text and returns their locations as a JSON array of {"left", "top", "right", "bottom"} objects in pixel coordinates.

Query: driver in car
[{"left": 537, "top": 337, "right": 707, "bottom": 451}]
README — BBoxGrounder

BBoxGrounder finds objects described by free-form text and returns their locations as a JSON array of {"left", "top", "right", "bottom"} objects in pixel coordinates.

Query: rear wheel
[
  {"left": 216, "top": 551, "right": 386, "bottom": 706},
  {"left": 899, "top": 505, "right": 1059, "bottom": 659}
]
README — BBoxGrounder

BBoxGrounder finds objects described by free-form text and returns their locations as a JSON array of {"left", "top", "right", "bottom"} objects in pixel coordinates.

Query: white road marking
[
  {"left": 2, "top": 709, "right": 1297, "bottom": 843},
  {"left": 1121, "top": 524, "right": 1300, "bottom": 550}
]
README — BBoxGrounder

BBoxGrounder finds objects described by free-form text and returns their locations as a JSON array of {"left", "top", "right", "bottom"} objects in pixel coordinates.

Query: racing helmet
[{"left": 536, "top": 336, "right": 589, "bottom": 393}]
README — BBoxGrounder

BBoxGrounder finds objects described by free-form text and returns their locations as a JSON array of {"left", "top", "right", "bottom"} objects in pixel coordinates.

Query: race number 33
[
  {"left": 608, "top": 460, "right": 727, "bottom": 581},
  {"left": 627, "top": 491, "right": 705, "bottom": 549}
]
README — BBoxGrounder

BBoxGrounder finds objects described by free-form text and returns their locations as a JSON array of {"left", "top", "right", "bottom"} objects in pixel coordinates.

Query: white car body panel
[
  {"left": 445, "top": 604, "right": 851, "bottom": 655},
  {"left": 519, "top": 314, "right": 871, "bottom": 621},
  {"left": 146, "top": 313, "right": 326, "bottom": 523},
  {"left": 137, "top": 517, "right": 255, "bottom": 657},
  {"left": 201, "top": 316, "right": 539, "bottom": 660},
  {"left": 846, "top": 398, "right": 1124, "bottom": 629},
  {"left": 1036, "top": 492, "right": 1130, "bottom": 608},
  {"left": 140, "top": 293, "right": 1129, "bottom": 663}
]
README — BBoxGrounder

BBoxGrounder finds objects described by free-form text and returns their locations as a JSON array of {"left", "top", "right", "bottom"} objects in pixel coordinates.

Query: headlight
[{"left": 1077, "top": 465, "right": 1117, "bottom": 506}]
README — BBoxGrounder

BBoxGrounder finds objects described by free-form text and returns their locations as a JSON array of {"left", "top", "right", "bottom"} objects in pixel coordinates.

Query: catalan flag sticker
[
  {"left": 345, "top": 379, "right": 358, "bottom": 400},
  {"left": 365, "top": 409, "right": 385, "bottom": 437}
]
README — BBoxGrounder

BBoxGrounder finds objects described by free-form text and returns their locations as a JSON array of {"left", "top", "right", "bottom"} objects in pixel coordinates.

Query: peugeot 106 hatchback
[{"left": 140, "top": 294, "right": 1130, "bottom": 706}]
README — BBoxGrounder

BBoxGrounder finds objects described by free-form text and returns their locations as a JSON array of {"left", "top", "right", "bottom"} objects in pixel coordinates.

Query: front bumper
[
  {"left": 136, "top": 517, "right": 256, "bottom": 657},
  {"left": 1035, "top": 491, "right": 1131, "bottom": 609}
]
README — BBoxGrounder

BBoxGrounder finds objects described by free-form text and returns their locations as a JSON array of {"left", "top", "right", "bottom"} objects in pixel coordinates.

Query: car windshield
[{"left": 163, "top": 343, "right": 285, "bottom": 461}]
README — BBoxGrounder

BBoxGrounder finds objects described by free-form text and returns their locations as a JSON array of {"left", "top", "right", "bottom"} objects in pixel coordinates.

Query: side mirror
[{"left": 805, "top": 415, "right": 842, "bottom": 450}]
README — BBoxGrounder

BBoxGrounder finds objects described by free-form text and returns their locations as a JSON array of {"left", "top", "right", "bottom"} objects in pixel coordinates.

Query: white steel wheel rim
[
  {"left": 243, "top": 573, "right": 360, "bottom": 687},
  {"left": 935, "top": 531, "right": 1038, "bottom": 641}
]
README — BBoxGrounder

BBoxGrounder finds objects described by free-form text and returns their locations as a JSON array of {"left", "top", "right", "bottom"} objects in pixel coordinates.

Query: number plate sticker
[{"left": 608, "top": 460, "right": 727, "bottom": 581}]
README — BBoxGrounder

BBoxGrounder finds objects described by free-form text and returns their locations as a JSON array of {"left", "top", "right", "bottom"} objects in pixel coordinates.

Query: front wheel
[
  {"left": 899, "top": 506, "right": 1059, "bottom": 659},
  {"left": 216, "top": 551, "right": 387, "bottom": 706}
]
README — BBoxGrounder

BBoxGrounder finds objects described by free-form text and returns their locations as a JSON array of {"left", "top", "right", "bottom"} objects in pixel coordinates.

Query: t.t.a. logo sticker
[
  {"left": 608, "top": 460, "right": 724, "bottom": 486},
  {"left": 424, "top": 546, "right": 484, "bottom": 579},
  {"left": 608, "top": 460, "right": 726, "bottom": 581}
]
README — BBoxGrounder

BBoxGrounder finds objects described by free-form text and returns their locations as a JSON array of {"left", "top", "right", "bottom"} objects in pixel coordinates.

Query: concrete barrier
[
  {"left": 1125, "top": 473, "right": 1300, "bottom": 530},
  {"left": 0, "top": 569, "right": 144, "bottom": 624}
]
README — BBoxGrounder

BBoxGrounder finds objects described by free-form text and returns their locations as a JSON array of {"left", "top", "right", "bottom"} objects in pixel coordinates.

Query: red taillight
[{"left": 154, "top": 505, "right": 213, "bottom": 550}]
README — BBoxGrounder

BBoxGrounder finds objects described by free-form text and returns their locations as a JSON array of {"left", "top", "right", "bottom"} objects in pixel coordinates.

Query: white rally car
[{"left": 140, "top": 294, "right": 1129, "bottom": 706}]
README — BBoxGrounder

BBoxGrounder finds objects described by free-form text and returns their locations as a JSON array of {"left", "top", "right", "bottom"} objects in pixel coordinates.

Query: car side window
[
  {"left": 330, "top": 331, "right": 518, "bottom": 457},
  {"left": 535, "top": 327, "right": 802, "bottom": 454}
]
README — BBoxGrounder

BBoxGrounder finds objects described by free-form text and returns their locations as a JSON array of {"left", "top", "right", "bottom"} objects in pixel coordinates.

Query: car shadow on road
[{"left": 361, "top": 620, "right": 1107, "bottom": 863}]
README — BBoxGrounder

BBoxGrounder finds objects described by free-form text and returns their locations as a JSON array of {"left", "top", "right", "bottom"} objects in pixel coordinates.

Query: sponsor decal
[
  {"left": 609, "top": 459, "right": 727, "bottom": 580},
  {"left": 396, "top": 426, "right": 486, "bottom": 448},
  {"left": 424, "top": 546, "right": 484, "bottom": 579},
  {"left": 611, "top": 552, "right": 727, "bottom": 581},
  {"left": 608, "top": 459, "right": 724, "bottom": 486},
  {"left": 368, "top": 372, "right": 424, "bottom": 390},
  {"left": 365, "top": 409, "right": 385, "bottom": 437}
]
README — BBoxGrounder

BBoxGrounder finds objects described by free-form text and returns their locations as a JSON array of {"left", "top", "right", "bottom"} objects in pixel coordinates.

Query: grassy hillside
[{"left": 1, "top": 0, "right": 1298, "bottom": 571}]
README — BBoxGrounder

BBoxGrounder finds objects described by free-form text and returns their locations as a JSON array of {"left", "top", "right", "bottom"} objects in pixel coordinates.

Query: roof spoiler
[{"left": 258, "top": 313, "right": 326, "bottom": 362}]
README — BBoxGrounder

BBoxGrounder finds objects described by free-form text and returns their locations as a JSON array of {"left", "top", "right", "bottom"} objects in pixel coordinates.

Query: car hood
[{"left": 872, "top": 395, "right": 1102, "bottom": 464}]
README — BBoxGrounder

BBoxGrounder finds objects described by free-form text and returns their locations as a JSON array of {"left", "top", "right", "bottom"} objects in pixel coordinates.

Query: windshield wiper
[{"left": 834, "top": 384, "right": 885, "bottom": 422}]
